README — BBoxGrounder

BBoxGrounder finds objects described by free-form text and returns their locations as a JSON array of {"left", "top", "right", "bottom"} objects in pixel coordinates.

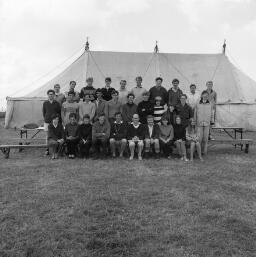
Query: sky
[{"left": 0, "top": 0, "right": 256, "bottom": 110}]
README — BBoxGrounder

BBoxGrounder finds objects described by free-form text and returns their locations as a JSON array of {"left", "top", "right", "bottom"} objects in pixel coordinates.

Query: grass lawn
[{"left": 0, "top": 125, "right": 256, "bottom": 257}]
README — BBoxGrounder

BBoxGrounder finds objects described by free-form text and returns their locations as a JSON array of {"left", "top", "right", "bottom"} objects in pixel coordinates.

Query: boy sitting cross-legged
[
  {"left": 109, "top": 112, "right": 127, "bottom": 158},
  {"left": 65, "top": 113, "right": 79, "bottom": 159},
  {"left": 77, "top": 114, "right": 92, "bottom": 158}
]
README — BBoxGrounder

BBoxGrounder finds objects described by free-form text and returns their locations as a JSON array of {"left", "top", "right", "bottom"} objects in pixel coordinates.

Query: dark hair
[
  {"left": 172, "top": 78, "right": 179, "bottom": 84},
  {"left": 115, "top": 111, "right": 122, "bottom": 117},
  {"left": 83, "top": 114, "right": 90, "bottom": 120},
  {"left": 112, "top": 90, "right": 119, "bottom": 95},
  {"left": 95, "top": 88, "right": 102, "bottom": 94},
  {"left": 86, "top": 77, "right": 93, "bottom": 82},
  {"left": 70, "top": 81, "right": 76, "bottom": 85},
  {"left": 51, "top": 113, "right": 59, "bottom": 120},
  {"left": 161, "top": 114, "right": 169, "bottom": 124},
  {"left": 180, "top": 94, "right": 187, "bottom": 99},
  {"left": 146, "top": 114, "right": 154, "bottom": 119},
  {"left": 68, "top": 91, "right": 75, "bottom": 96},
  {"left": 190, "top": 84, "right": 196, "bottom": 88},
  {"left": 98, "top": 113, "right": 105, "bottom": 117},
  {"left": 136, "top": 76, "right": 142, "bottom": 81},
  {"left": 69, "top": 113, "right": 76, "bottom": 119},
  {"left": 127, "top": 93, "right": 135, "bottom": 98},
  {"left": 47, "top": 89, "right": 55, "bottom": 95},
  {"left": 201, "top": 90, "right": 209, "bottom": 96},
  {"left": 155, "top": 77, "right": 163, "bottom": 82},
  {"left": 120, "top": 79, "right": 127, "bottom": 84},
  {"left": 54, "top": 84, "right": 60, "bottom": 88},
  {"left": 105, "top": 77, "right": 111, "bottom": 82},
  {"left": 142, "top": 91, "right": 150, "bottom": 96}
]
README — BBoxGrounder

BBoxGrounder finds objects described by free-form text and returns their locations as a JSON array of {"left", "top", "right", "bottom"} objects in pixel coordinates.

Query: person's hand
[
  {"left": 169, "top": 106, "right": 174, "bottom": 112},
  {"left": 142, "top": 108, "right": 145, "bottom": 112},
  {"left": 82, "top": 139, "right": 86, "bottom": 144},
  {"left": 58, "top": 139, "right": 64, "bottom": 144},
  {"left": 150, "top": 138, "right": 154, "bottom": 144}
]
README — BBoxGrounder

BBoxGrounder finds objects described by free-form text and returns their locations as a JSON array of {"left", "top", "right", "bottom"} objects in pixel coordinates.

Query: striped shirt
[{"left": 153, "top": 105, "right": 166, "bottom": 124}]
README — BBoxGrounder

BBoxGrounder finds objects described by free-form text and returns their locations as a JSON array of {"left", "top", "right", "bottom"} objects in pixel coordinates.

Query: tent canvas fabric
[{"left": 5, "top": 50, "right": 256, "bottom": 130}]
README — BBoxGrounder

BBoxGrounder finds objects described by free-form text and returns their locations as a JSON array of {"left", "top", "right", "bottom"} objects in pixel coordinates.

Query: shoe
[
  {"left": 180, "top": 157, "right": 184, "bottom": 161},
  {"left": 184, "top": 157, "right": 189, "bottom": 162},
  {"left": 199, "top": 157, "right": 204, "bottom": 162},
  {"left": 45, "top": 149, "right": 50, "bottom": 156},
  {"left": 167, "top": 155, "right": 171, "bottom": 159},
  {"left": 68, "top": 154, "right": 72, "bottom": 159},
  {"left": 138, "top": 156, "right": 142, "bottom": 161},
  {"left": 51, "top": 154, "right": 55, "bottom": 160},
  {"left": 129, "top": 156, "right": 134, "bottom": 160}
]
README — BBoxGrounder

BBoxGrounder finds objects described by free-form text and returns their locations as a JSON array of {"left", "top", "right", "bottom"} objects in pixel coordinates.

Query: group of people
[{"left": 42, "top": 76, "right": 217, "bottom": 161}]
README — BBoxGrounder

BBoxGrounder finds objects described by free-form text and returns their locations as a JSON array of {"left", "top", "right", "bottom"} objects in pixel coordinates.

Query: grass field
[{"left": 1, "top": 123, "right": 256, "bottom": 257}]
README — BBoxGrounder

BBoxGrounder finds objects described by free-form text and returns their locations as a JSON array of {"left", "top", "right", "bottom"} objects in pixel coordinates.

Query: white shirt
[
  {"left": 187, "top": 91, "right": 200, "bottom": 109},
  {"left": 148, "top": 125, "right": 153, "bottom": 138}
]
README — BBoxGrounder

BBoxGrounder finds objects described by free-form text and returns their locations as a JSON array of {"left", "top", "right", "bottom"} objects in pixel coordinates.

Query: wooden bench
[
  {"left": 0, "top": 144, "right": 48, "bottom": 159},
  {"left": 209, "top": 139, "right": 253, "bottom": 153}
]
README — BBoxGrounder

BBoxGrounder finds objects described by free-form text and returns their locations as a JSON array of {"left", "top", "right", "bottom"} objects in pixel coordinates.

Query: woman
[
  {"left": 173, "top": 115, "right": 188, "bottom": 161},
  {"left": 48, "top": 114, "right": 65, "bottom": 159},
  {"left": 159, "top": 115, "right": 174, "bottom": 158}
]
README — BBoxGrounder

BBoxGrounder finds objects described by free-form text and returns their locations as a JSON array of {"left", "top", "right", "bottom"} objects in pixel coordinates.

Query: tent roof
[{"left": 26, "top": 50, "right": 256, "bottom": 103}]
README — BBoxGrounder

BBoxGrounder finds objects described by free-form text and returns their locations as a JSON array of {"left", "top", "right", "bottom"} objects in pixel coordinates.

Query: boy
[
  {"left": 105, "top": 90, "right": 122, "bottom": 123},
  {"left": 144, "top": 115, "right": 161, "bottom": 159},
  {"left": 109, "top": 112, "right": 127, "bottom": 158},
  {"left": 61, "top": 91, "right": 79, "bottom": 126},
  {"left": 101, "top": 77, "right": 115, "bottom": 101},
  {"left": 149, "top": 77, "right": 168, "bottom": 106},
  {"left": 78, "top": 93, "right": 96, "bottom": 123},
  {"left": 65, "top": 81, "right": 80, "bottom": 102},
  {"left": 118, "top": 80, "right": 129, "bottom": 105},
  {"left": 54, "top": 84, "right": 65, "bottom": 105},
  {"left": 122, "top": 93, "right": 138, "bottom": 124},
  {"left": 137, "top": 91, "right": 154, "bottom": 124},
  {"left": 79, "top": 77, "right": 96, "bottom": 101},
  {"left": 94, "top": 88, "right": 106, "bottom": 121},
  {"left": 130, "top": 76, "right": 147, "bottom": 105},
  {"left": 77, "top": 114, "right": 92, "bottom": 158},
  {"left": 127, "top": 114, "right": 145, "bottom": 160},
  {"left": 65, "top": 113, "right": 79, "bottom": 159},
  {"left": 168, "top": 78, "right": 183, "bottom": 114},
  {"left": 92, "top": 114, "right": 110, "bottom": 158},
  {"left": 153, "top": 96, "right": 167, "bottom": 125}
]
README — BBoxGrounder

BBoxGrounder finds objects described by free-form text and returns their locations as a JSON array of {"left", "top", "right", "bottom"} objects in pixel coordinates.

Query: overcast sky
[{"left": 0, "top": 0, "right": 256, "bottom": 109}]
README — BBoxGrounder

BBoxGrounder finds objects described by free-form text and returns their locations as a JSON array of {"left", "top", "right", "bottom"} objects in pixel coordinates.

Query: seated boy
[
  {"left": 127, "top": 113, "right": 145, "bottom": 161},
  {"left": 109, "top": 112, "right": 127, "bottom": 158},
  {"left": 77, "top": 114, "right": 92, "bottom": 158},
  {"left": 92, "top": 113, "right": 110, "bottom": 158},
  {"left": 65, "top": 113, "right": 79, "bottom": 159},
  {"left": 48, "top": 114, "right": 65, "bottom": 159},
  {"left": 144, "top": 115, "right": 160, "bottom": 159}
]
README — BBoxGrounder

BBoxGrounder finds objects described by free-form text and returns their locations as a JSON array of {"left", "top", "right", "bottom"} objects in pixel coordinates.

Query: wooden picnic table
[{"left": 212, "top": 126, "right": 244, "bottom": 140}]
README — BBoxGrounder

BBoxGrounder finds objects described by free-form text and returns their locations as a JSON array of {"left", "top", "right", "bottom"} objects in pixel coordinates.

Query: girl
[
  {"left": 194, "top": 90, "right": 213, "bottom": 155},
  {"left": 173, "top": 115, "right": 188, "bottom": 161},
  {"left": 186, "top": 119, "right": 203, "bottom": 161},
  {"left": 48, "top": 114, "right": 65, "bottom": 159},
  {"left": 159, "top": 115, "right": 174, "bottom": 158}
]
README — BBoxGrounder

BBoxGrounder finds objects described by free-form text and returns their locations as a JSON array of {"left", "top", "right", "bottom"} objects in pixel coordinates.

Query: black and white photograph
[{"left": 0, "top": 0, "right": 256, "bottom": 256}]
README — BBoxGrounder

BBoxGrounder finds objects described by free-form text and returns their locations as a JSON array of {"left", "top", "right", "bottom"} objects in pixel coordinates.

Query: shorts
[{"left": 44, "top": 123, "right": 49, "bottom": 132}]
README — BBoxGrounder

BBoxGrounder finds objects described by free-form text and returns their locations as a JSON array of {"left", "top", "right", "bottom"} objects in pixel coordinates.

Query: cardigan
[
  {"left": 43, "top": 100, "right": 61, "bottom": 123},
  {"left": 173, "top": 124, "right": 186, "bottom": 141},
  {"left": 48, "top": 123, "right": 65, "bottom": 140},
  {"left": 77, "top": 123, "right": 92, "bottom": 142},
  {"left": 127, "top": 123, "right": 145, "bottom": 140},
  {"left": 110, "top": 121, "right": 127, "bottom": 140}
]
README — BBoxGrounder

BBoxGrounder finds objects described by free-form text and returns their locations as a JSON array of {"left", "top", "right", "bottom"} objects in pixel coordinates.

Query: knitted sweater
[
  {"left": 65, "top": 122, "right": 79, "bottom": 138},
  {"left": 159, "top": 124, "right": 174, "bottom": 141},
  {"left": 121, "top": 103, "right": 138, "bottom": 123},
  {"left": 127, "top": 123, "right": 145, "bottom": 140},
  {"left": 110, "top": 121, "right": 127, "bottom": 140},
  {"left": 77, "top": 123, "right": 92, "bottom": 142},
  {"left": 173, "top": 124, "right": 186, "bottom": 141},
  {"left": 48, "top": 123, "right": 65, "bottom": 140},
  {"left": 167, "top": 87, "right": 183, "bottom": 107},
  {"left": 78, "top": 101, "right": 96, "bottom": 122},
  {"left": 130, "top": 87, "right": 147, "bottom": 105},
  {"left": 43, "top": 100, "right": 61, "bottom": 123},
  {"left": 175, "top": 103, "right": 193, "bottom": 127},
  {"left": 92, "top": 120, "right": 110, "bottom": 140},
  {"left": 149, "top": 86, "right": 168, "bottom": 105},
  {"left": 105, "top": 99, "right": 122, "bottom": 119},
  {"left": 137, "top": 101, "right": 154, "bottom": 124}
]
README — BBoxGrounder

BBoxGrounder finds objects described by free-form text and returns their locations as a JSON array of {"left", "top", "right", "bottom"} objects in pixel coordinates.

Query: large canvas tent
[{"left": 5, "top": 46, "right": 256, "bottom": 130}]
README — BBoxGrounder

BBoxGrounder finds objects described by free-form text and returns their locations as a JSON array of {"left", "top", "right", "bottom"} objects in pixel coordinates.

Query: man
[
  {"left": 130, "top": 76, "right": 147, "bottom": 105},
  {"left": 175, "top": 94, "right": 193, "bottom": 127},
  {"left": 149, "top": 77, "right": 168, "bottom": 106},
  {"left": 144, "top": 115, "right": 161, "bottom": 159},
  {"left": 79, "top": 77, "right": 96, "bottom": 102},
  {"left": 105, "top": 90, "right": 122, "bottom": 123},
  {"left": 94, "top": 88, "right": 107, "bottom": 121},
  {"left": 137, "top": 91, "right": 154, "bottom": 124},
  {"left": 167, "top": 78, "right": 183, "bottom": 113},
  {"left": 101, "top": 77, "right": 115, "bottom": 101},
  {"left": 92, "top": 113, "right": 110, "bottom": 158},
  {"left": 127, "top": 113, "right": 145, "bottom": 160},
  {"left": 43, "top": 89, "right": 61, "bottom": 155},
  {"left": 61, "top": 91, "right": 79, "bottom": 126},
  {"left": 65, "top": 81, "right": 80, "bottom": 103},
  {"left": 206, "top": 80, "right": 217, "bottom": 140},
  {"left": 121, "top": 93, "right": 138, "bottom": 124},
  {"left": 187, "top": 84, "right": 200, "bottom": 112},
  {"left": 118, "top": 80, "right": 129, "bottom": 105},
  {"left": 78, "top": 93, "right": 96, "bottom": 123},
  {"left": 54, "top": 84, "right": 65, "bottom": 105},
  {"left": 109, "top": 112, "right": 127, "bottom": 158}
]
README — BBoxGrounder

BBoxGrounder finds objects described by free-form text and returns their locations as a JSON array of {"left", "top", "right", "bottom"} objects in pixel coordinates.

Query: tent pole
[
  {"left": 154, "top": 41, "right": 160, "bottom": 77},
  {"left": 83, "top": 37, "right": 90, "bottom": 82}
]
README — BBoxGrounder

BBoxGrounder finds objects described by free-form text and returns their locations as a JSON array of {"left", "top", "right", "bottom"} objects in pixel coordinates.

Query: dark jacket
[
  {"left": 43, "top": 100, "right": 61, "bottom": 123},
  {"left": 77, "top": 123, "right": 92, "bottom": 142},
  {"left": 149, "top": 86, "right": 168, "bottom": 105},
  {"left": 127, "top": 123, "right": 145, "bottom": 140},
  {"left": 122, "top": 103, "right": 137, "bottom": 124},
  {"left": 65, "top": 123, "right": 79, "bottom": 138},
  {"left": 137, "top": 101, "right": 154, "bottom": 124},
  {"left": 173, "top": 124, "right": 186, "bottom": 141},
  {"left": 175, "top": 103, "right": 193, "bottom": 127},
  {"left": 167, "top": 88, "right": 183, "bottom": 107},
  {"left": 145, "top": 124, "right": 160, "bottom": 139},
  {"left": 110, "top": 121, "right": 127, "bottom": 140},
  {"left": 48, "top": 123, "right": 65, "bottom": 140},
  {"left": 101, "top": 87, "right": 116, "bottom": 101}
]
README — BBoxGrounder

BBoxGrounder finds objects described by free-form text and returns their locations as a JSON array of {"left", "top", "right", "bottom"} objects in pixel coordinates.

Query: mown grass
[{"left": 0, "top": 127, "right": 256, "bottom": 257}]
